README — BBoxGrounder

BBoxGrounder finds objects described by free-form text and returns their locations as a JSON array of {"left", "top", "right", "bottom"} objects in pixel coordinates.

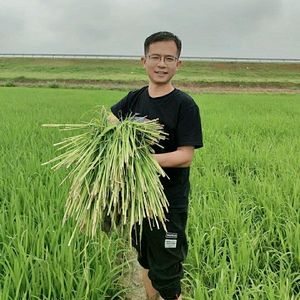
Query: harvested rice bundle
[{"left": 42, "top": 106, "right": 169, "bottom": 245}]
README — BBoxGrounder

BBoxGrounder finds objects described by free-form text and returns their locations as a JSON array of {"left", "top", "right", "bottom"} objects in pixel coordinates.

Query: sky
[{"left": 0, "top": 0, "right": 299, "bottom": 59}]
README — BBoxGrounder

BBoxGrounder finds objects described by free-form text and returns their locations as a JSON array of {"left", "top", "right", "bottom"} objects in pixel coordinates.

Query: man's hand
[
  {"left": 152, "top": 146, "right": 195, "bottom": 168},
  {"left": 108, "top": 113, "right": 119, "bottom": 123}
]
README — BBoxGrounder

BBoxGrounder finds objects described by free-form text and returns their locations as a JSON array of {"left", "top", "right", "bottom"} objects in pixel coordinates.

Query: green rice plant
[
  {"left": 42, "top": 106, "right": 169, "bottom": 245},
  {"left": 184, "top": 93, "right": 300, "bottom": 300},
  {"left": 1, "top": 88, "right": 300, "bottom": 299}
]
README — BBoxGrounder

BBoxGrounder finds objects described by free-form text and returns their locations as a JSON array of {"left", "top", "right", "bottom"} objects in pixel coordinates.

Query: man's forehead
[{"left": 147, "top": 40, "right": 178, "bottom": 54}]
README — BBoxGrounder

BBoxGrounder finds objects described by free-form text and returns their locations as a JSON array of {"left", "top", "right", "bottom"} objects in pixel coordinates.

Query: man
[{"left": 111, "top": 31, "right": 203, "bottom": 300}]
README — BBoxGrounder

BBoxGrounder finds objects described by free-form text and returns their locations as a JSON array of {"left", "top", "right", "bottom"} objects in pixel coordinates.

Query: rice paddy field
[{"left": 1, "top": 86, "right": 300, "bottom": 300}]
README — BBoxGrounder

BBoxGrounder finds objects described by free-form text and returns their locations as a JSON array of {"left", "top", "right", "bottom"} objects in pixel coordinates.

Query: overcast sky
[{"left": 0, "top": 0, "right": 299, "bottom": 59}]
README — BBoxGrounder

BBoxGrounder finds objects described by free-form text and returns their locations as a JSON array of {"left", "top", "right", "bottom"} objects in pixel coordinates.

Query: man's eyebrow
[{"left": 148, "top": 54, "right": 175, "bottom": 56}]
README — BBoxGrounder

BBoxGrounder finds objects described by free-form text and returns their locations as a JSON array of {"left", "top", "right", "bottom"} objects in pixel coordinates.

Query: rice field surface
[{"left": 0, "top": 87, "right": 299, "bottom": 299}]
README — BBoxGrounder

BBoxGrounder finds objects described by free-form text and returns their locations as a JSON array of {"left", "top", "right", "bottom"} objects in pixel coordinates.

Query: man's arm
[{"left": 152, "top": 146, "right": 195, "bottom": 168}]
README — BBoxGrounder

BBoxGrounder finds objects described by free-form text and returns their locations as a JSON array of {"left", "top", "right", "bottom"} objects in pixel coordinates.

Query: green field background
[
  {"left": 1, "top": 58, "right": 300, "bottom": 89},
  {"left": 1, "top": 87, "right": 300, "bottom": 299}
]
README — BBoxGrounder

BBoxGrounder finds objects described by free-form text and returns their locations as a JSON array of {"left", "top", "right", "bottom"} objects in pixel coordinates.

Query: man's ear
[
  {"left": 141, "top": 57, "right": 146, "bottom": 69},
  {"left": 176, "top": 60, "right": 182, "bottom": 71}
]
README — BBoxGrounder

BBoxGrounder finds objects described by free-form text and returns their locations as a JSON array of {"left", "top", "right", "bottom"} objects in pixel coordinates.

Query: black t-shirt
[{"left": 111, "top": 86, "right": 203, "bottom": 212}]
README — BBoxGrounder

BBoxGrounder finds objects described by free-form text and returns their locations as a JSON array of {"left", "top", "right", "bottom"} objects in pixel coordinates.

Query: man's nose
[{"left": 157, "top": 57, "right": 167, "bottom": 66}]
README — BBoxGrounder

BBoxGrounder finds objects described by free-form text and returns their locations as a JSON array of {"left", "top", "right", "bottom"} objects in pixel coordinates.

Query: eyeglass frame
[{"left": 145, "top": 54, "right": 179, "bottom": 64}]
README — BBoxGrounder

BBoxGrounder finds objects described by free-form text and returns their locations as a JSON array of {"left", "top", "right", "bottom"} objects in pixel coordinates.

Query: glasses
[{"left": 146, "top": 55, "right": 178, "bottom": 65}]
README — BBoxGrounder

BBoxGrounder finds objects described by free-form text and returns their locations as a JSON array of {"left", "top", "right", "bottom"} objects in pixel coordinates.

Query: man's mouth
[{"left": 155, "top": 71, "right": 168, "bottom": 75}]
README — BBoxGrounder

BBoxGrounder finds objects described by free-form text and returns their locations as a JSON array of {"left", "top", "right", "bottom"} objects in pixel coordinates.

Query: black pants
[{"left": 132, "top": 212, "right": 188, "bottom": 300}]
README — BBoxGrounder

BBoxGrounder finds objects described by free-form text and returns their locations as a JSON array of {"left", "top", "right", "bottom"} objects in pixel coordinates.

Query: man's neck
[{"left": 148, "top": 82, "right": 174, "bottom": 98}]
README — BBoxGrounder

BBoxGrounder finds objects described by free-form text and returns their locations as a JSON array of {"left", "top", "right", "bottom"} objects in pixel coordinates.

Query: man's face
[{"left": 141, "top": 40, "right": 181, "bottom": 86}]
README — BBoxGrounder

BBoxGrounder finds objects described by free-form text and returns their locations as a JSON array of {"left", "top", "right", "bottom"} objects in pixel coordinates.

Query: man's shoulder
[
  {"left": 129, "top": 86, "right": 148, "bottom": 99},
  {"left": 173, "top": 89, "right": 197, "bottom": 105}
]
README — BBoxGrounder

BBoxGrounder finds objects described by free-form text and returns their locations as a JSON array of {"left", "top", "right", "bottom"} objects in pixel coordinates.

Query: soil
[
  {"left": 121, "top": 250, "right": 147, "bottom": 300},
  {"left": 1, "top": 78, "right": 300, "bottom": 94}
]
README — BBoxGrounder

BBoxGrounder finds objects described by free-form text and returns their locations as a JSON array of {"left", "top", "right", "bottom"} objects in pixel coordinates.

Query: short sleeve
[
  {"left": 111, "top": 87, "right": 148, "bottom": 120},
  {"left": 111, "top": 93, "right": 131, "bottom": 120},
  {"left": 176, "top": 102, "right": 203, "bottom": 149}
]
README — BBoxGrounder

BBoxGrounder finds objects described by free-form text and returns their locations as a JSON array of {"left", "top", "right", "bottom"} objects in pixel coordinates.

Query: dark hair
[{"left": 144, "top": 31, "right": 182, "bottom": 57}]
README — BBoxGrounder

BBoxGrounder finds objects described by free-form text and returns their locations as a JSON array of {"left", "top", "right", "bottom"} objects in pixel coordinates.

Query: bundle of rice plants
[{"left": 42, "top": 106, "right": 169, "bottom": 245}]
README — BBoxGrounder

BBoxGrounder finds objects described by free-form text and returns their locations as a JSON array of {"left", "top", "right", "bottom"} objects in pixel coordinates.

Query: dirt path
[
  {"left": 121, "top": 250, "right": 146, "bottom": 300},
  {"left": 1, "top": 78, "right": 300, "bottom": 94}
]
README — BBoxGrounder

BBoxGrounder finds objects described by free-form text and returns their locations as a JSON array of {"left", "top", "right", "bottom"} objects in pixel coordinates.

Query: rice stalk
[{"left": 42, "top": 106, "right": 169, "bottom": 245}]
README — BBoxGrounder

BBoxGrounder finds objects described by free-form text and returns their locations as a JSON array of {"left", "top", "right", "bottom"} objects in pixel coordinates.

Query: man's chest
[{"left": 133, "top": 97, "right": 179, "bottom": 131}]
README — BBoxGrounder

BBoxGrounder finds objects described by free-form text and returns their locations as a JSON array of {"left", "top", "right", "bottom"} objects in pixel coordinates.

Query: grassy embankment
[{"left": 0, "top": 57, "right": 299, "bottom": 91}]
